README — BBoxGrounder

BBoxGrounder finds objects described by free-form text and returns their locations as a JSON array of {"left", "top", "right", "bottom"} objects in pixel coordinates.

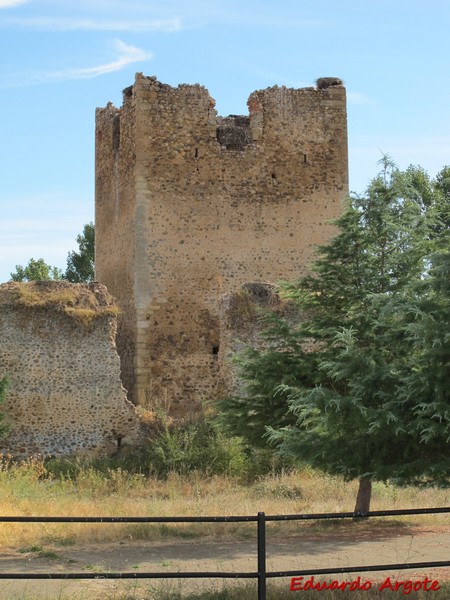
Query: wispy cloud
[
  {"left": 2, "top": 15, "right": 182, "bottom": 31},
  {"left": 0, "top": 0, "right": 28, "bottom": 8},
  {"left": 56, "top": 40, "right": 152, "bottom": 79},
  {"left": 2, "top": 40, "right": 152, "bottom": 87}
]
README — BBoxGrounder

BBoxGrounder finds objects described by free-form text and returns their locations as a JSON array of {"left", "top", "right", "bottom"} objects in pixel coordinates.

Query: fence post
[{"left": 257, "top": 511, "right": 266, "bottom": 600}]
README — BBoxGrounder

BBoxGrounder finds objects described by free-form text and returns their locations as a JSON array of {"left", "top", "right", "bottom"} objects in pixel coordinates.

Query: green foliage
[
  {"left": 216, "top": 320, "right": 315, "bottom": 448},
  {"left": 43, "top": 418, "right": 257, "bottom": 480},
  {"left": 375, "top": 249, "right": 450, "bottom": 485},
  {"left": 218, "top": 159, "right": 450, "bottom": 490},
  {"left": 10, "top": 258, "right": 62, "bottom": 282},
  {"left": 9, "top": 222, "right": 95, "bottom": 284},
  {"left": 145, "top": 419, "right": 250, "bottom": 478},
  {"left": 65, "top": 222, "right": 95, "bottom": 283}
]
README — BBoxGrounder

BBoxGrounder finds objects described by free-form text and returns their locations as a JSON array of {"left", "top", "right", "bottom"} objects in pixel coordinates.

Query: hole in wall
[
  {"left": 212, "top": 345, "right": 219, "bottom": 355},
  {"left": 216, "top": 116, "right": 252, "bottom": 151}
]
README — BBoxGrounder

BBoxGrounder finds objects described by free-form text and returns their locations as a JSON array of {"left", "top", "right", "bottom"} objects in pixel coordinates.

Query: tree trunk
[{"left": 353, "top": 477, "right": 372, "bottom": 520}]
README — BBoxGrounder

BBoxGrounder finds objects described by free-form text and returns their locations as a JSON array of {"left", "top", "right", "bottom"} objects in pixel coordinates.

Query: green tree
[
  {"left": 218, "top": 159, "right": 449, "bottom": 514},
  {"left": 64, "top": 222, "right": 95, "bottom": 283},
  {"left": 9, "top": 223, "right": 95, "bottom": 284},
  {"left": 10, "top": 258, "right": 62, "bottom": 282}
]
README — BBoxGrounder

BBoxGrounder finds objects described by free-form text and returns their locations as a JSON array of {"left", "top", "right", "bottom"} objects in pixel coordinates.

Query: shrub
[{"left": 144, "top": 418, "right": 249, "bottom": 478}]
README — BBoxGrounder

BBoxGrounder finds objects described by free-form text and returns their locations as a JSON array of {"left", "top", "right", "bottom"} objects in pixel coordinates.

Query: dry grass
[
  {"left": 0, "top": 458, "right": 448, "bottom": 552},
  {"left": 0, "top": 281, "right": 119, "bottom": 325}
]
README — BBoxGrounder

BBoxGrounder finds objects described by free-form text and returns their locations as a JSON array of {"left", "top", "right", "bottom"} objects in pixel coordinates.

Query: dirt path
[{"left": 0, "top": 526, "right": 449, "bottom": 599}]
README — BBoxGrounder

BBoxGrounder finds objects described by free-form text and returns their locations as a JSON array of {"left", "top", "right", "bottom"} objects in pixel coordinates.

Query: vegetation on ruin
[
  {"left": 0, "top": 280, "right": 118, "bottom": 323},
  {"left": 217, "top": 160, "right": 450, "bottom": 514}
]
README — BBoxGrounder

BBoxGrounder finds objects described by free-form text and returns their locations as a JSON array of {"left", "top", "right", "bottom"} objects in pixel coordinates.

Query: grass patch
[
  {"left": 146, "top": 581, "right": 450, "bottom": 599},
  {"left": 42, "top": 580, "right": 450, "bottom": 600},
  {"left": 0, "top": 280, "right": 119, "bottom": 325},
  {"left": 17, "top": 545, "right": 42, "bottom": 554},
  {"left": 0, "top": 454, "right": 447, "bottom": 551}
]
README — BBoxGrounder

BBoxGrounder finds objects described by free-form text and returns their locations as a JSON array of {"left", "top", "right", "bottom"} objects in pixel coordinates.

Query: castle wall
[
  {"left": 218, "top": 284, "right": 288, "bottom": 396},
  {"left": 95, "top": 74, "right": 348, "bottom": 417},
  {"left": 95, "top": 94, "right": 138, "bottom": 401},
  {"left": 0, "top": 282, "right": 140, "bottom": 457}
]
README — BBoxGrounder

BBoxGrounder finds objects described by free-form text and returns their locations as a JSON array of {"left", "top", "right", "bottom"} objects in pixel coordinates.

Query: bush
[
  {"left": 144, "top": 418, "right": 249, "bottom": 478},
  {"left": 43, "top": 417, "right": 299, "bottom": 483}
]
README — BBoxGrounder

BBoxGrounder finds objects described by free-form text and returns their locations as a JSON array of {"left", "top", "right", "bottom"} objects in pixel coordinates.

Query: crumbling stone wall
[
  {"left": 0, "top": 281, "right": 140, "bottom": 457},
  {"left": 219, "top": 283, "right": 299, "bottom": 395},
  {"left": 95, "top": 73, "right": 348, "bottom": 417}
]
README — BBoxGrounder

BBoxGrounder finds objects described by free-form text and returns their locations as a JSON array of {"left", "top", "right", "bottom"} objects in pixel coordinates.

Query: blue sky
[{"left": 1, "top": 0, "right": 449, "bottom": 282}]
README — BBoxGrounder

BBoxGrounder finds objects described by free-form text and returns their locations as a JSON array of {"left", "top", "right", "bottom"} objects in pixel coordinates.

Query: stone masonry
[
  {"left": 0, "top": 281, "right": 140, "bottom": 457},
  {"left": 95, "top": 74, "right": 348, "bottom": 417}
]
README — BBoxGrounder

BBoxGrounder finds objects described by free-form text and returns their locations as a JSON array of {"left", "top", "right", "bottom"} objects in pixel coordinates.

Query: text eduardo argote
[{"left": 290, "top": 575, "right": 441, "bottom": 594}]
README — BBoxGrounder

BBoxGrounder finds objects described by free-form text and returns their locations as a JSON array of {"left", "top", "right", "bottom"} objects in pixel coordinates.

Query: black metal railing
[{"left": 0, "top": 507, "right": 449, "bottom": 599}]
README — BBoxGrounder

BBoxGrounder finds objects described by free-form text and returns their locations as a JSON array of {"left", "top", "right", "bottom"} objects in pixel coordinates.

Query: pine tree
[{"left": 218, "top": 159, "right": 450, "bottom": 513}]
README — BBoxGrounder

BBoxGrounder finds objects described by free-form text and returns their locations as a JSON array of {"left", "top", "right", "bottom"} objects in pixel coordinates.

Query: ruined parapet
[
  {"left": 95, "top": 74, "right": 348, "bottom": 416},
  {"left": 0, "top": 281, "right": 141, "bottom": 457}
]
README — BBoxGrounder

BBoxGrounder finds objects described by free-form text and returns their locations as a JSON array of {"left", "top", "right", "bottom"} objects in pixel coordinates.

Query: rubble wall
[{"left": 0, "top": 281, "right": 140, "bottom": 457}]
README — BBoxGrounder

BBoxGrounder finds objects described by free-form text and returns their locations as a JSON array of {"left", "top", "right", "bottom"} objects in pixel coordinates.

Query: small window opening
[
  {"left": 271, "top": 173, "right": 277, "bottom": 180},
  {"left": 303, "top": 154, "right": 307, "bottom": 164},
  {"left": 195, "top": 148, "right": 199, "bottom": 158},
  {"left": 212, "top": 345, "right": 220, "bottom": 355}
]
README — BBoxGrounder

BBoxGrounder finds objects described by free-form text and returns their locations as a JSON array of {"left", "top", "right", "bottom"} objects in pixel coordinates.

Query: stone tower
[{"left": 95, "top": 73, "right": 348, "bottom": 416}]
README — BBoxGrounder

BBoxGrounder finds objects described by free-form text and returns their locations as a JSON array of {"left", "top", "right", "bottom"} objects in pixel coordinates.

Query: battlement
[
  {"left": 95, "top": 74, "right": 348, "bottom": 415},
  {"left": 97, "top": 73, "right": 347, "bottom": 166}
]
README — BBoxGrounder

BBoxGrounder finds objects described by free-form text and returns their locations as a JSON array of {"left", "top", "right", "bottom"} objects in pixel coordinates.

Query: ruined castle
[
  {"left": 95, "top": 73, "right": 348, "bottom": 418},
  {"left": 0, "top": 74, "right": 348, "bottom": 456}
]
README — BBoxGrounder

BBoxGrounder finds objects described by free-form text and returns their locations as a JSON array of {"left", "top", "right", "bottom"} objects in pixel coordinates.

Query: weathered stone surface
[
  {"left": 0, "top": 281, "right": 140, "bottom": 457},
  {"left": 95, "top": 73, "right": 348, "bottom": 417},
  {"left": 219, "top": 283, "right": 299, "bottom": 395}
]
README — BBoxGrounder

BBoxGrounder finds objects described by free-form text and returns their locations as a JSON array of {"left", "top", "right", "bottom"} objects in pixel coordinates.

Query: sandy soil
[{"left": 0, "top": 525, "right": 448, "bottom": 599}]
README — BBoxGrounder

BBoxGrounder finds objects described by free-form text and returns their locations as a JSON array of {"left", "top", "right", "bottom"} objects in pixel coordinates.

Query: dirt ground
[{"left": 0, "top": 524, "right": 448, "bottom": 599}]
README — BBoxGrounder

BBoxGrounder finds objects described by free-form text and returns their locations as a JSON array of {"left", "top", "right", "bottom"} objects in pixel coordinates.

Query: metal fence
[{"left": 1, "top": 507, "right": 449, "bottom": 599}]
